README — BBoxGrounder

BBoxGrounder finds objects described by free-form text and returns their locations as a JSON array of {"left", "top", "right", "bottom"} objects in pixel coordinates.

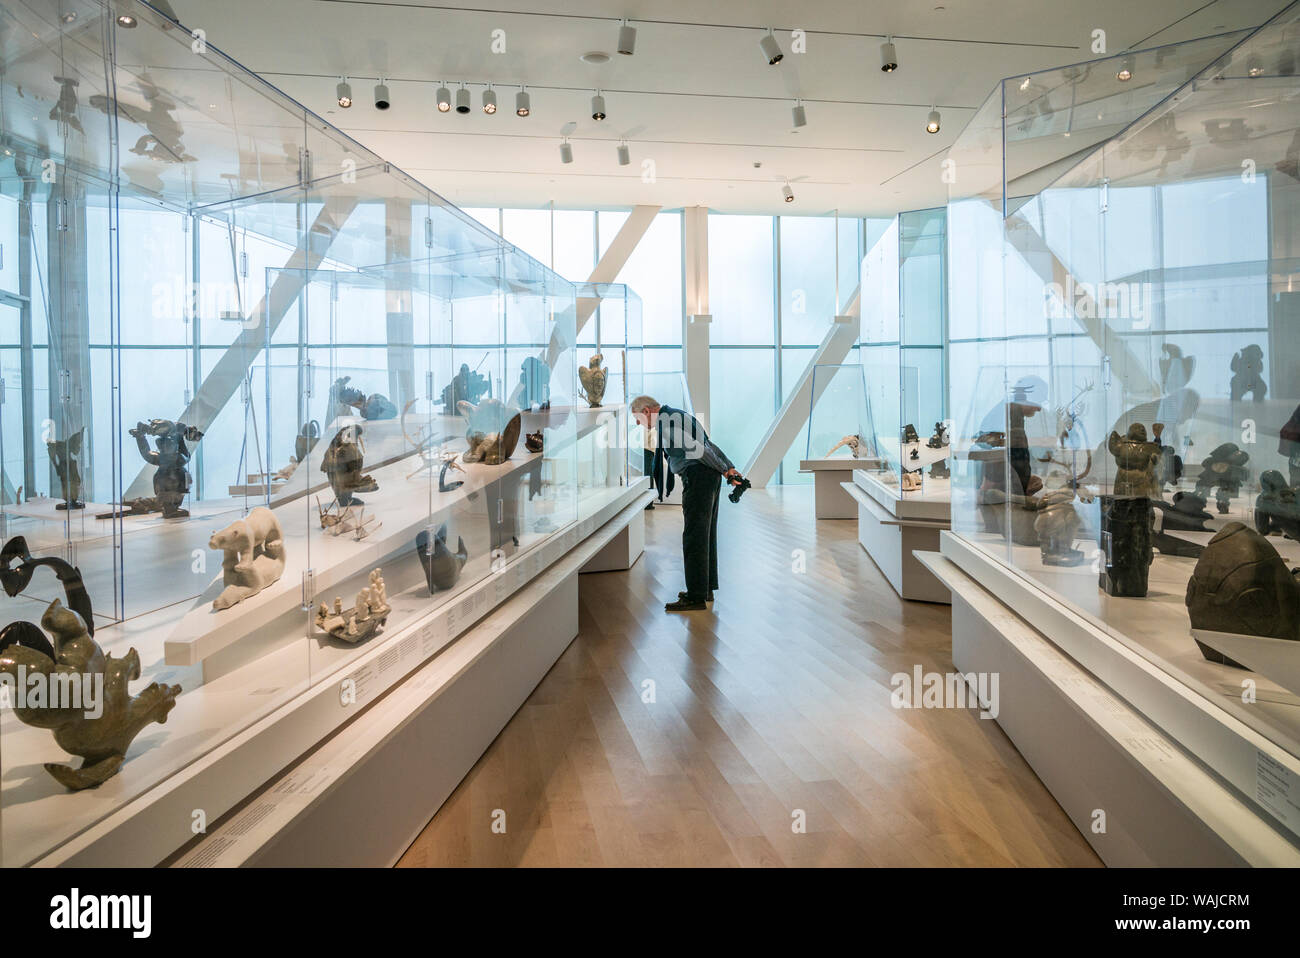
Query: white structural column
[
  {"left": 682, "top": 206, "right": 710, "bottom": 430},
  {"left": 742, "top": 288, "right": 862, "bottom": 488},
  {"left": 126, "top": 193, "right": 359, "bottom": 498}
]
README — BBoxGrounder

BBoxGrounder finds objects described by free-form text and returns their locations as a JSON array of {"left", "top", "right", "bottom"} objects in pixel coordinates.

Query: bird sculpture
[{"left": 578, "top": 354, "right": 607, "bottom": 408}]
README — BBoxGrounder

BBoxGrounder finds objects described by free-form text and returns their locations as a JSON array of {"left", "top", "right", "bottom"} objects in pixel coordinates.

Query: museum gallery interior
[{"left": 0, "top": 0, "right": 1298, "bottom": 871}]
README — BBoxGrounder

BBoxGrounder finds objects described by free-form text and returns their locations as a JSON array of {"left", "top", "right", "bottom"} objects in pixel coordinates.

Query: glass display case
[
  {"left": 945, "top": 3, "right": 1300, "bottom": 842},
  {"left": 0, "top": 0, "right": 633, "bottom": 866},
  {"left": 803, "top": 363, "right": 878, "bottom": 463}
]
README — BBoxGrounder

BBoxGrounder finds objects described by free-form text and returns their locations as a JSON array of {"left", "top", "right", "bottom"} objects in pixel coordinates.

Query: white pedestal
[
  {"left": 842, "top": 470, "right": 951, "bottom": 603},
  {"left": 580, "top": 507, "right": 645, "bottom": 573},
  {"left": 799, "top": 456, "right": 881, "bottom": 519}
]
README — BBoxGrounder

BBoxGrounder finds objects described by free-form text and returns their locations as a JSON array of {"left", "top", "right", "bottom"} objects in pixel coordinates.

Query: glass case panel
[{"left": 804, "top": 363, "right": 878, "bottom": 464}]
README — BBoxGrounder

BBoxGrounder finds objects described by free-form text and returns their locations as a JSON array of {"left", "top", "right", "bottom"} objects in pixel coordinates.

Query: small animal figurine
[
  {"left": 1229, "top": 344, "right": 1266, "bottom": 402},
  {"left": 1255, "top": 470, "right": 1300, "bottom": 540},
  {"left": 416, "top": 524, "right": 468, "bottom": 592},
  {"left": 458, "top": 399, "right": 522, "bottom": 465},
  {"left": 825, "top": 435, "right": 865, "bottom": 458},
  {"left": 1108, "top": 424, "right": 1162, "bottom": 499},
  {"left": 315, "top": 569, "right": 391, "bottom": 644},
  {"left": 578, "top": 354, "right": 607, "bottom": 407},
  {"left": 1194, "top": 442, "right": 1250, "bottom": 514},
  {"left": 47, "top": 427, "right": 85, "bottom": 511},
  {"left": 130, "top": 419, "right": 203, "bottom": 518},
  {"left": 209, "top": 506, "right": 285, "bottom": 610},
  {"left": 901, "top": 424, "right": 920, "bottom": 444},
  {"left": 900, "top": 471, "right": 922, "bottom": 491},
  {"left": 525, "top": 431, "right": 544, "bottom": 453},
  {"left": 321, "top": 424, "right": 378, "bottom": 506},
  {"left": 926, "top": 422, "right": 949, "bottom": 449},
  {"left": 0, "top": 599, "right": 181, "bottom": 790}
]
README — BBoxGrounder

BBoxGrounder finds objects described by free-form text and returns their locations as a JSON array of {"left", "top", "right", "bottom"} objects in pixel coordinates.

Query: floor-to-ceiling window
[{"left": 899, "top": 208, "right": 948, "bottom": 437}]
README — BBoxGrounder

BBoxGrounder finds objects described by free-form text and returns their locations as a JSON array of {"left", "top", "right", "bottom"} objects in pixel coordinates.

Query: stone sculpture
[
  {"left": 458, "top": 399, "right": 522, "bottom": 465},
  {"left": 130, "top": 419, "right": 203, "bottom": 518},
  {"left": 1151, "top": 422, "right": 1182, "bottom": 492},
  {"left": 1186, "top": 522, "right": 1300, "bottom": 666},
  {"left": 47, "top": 428, "right": 85, "bottom": 511},
  {"left": 525, "top": 431, "right": 544, "bottom": 453},
  {"left": 1229, "top": 344, "right": 1266, "bottom": 402},
  {"left": 1194, "top": 442, "right": 1250, "bottom": 514},
  {"left": 0, "top": 599, "right": 180, "bottom": 790},
  {"left": 1101, "top": 426, "right": 1161, "bottom": 597},
  {"left": 1255, "top": 470, "right": 1300, "bottom": 540},
  {"left": 316, "top": 498, "right": 380, "bottom": 540},
  {"left": 321, "top": 424, "right": 378, "bottom": 507},
  {"left": 416, "top": 524, "right": 468, "bottom": 592},
  {"left": 440, "top": 456, "right": 465, "bottom": 492},
  {"left": 315, "top": 569, "right": 391, "bottom": 644},
  {"left": 1278, "top": 403, "right": 1300, "bottom": 486},
  {"left": 209, "top": 506, "right": 285, "bottom": 610},
  {"left": 825, "top": 435, "right": 865, "bottom": 458},
  {"left": 1108, "top": 424, "right": 1162, "bottom": 499},
  {"left": 1, "top": 535, "right": 95, "bottom": 641},
  {"left": 926, "top": 422, "right": 949, "bottom": 449},
  {"left": 901, "top": 424, "right": 920, "bottom": 444},
  {"left": 578, "top": 354, "right": 607, "bottom": 408},
  {"left": 441, "top": 363, "right": 491, "bottom": 410}
]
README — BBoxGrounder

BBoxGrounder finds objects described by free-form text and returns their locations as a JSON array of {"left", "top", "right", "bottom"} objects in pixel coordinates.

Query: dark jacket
[{"left": 656, "top": 405, "right": 735, "bottom": 477}]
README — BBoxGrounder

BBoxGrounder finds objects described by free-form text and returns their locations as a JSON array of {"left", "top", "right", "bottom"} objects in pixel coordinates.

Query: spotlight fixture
[
  {"left": 374, "top": 80, "right": 391, "bottom": 110},
  {"left": 617, "top": 141, "right": 630, "bottom": 166},
  {"left": 1018, "top": 76, "right": 1031, "bottom": 92},
  {"left": 1246, "top": 54, "right": 1264, "bottom": 77},
  {"left": 436, "top": 84, "right": 451, "bottom": 112},
  {"left": 115, "top": 13, "right": 137, "bottom": 27},
  {"left": 880, "top": 37, "right": 898, "bottom": 72},
  {"left": 591, "top": 92, "right": 607, "bottom": 121},
  {"left": 791, "top": 100, "right": 807, "bottom": 128},
  {"left": 336, "top": 78, "right": 353, "bottom": 108},
  {"left": 782, "top": 182, "right": 795, "bottom": 203},
  {"left": 618, "top": 19, "right": 637, "bottom": 56},
  {"left": 455, "top": 86, "right": 470, "bottom": 114},
  {"left": 483, "top": 87, "right": 497, "bottom": 114},
  {"left": 1116, "top": 56, "right": 1134, "bottom": 82},
  {"left": 759, "top": 28, "right": 784, "bottom": 66},
  {"left": 60, "top": 11, "right": 76, "bottom": 23},
  {"left": 516, "top": 87, "right": 531, "bottom": 117},
  {"left": 560, "top": 139, "right": 574, "bottom": 164},
  {"left": 926, "top": 107, "right": 941, "bottom": 134}
]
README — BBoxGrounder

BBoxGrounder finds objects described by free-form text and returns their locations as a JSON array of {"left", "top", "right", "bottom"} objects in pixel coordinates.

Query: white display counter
[{"left": 842, "top": 469, "right": 951, "bottom": 603}]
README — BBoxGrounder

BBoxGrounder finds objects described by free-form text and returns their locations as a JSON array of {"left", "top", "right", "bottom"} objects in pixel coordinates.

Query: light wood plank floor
[{"left": 397, "top": 485, "right": 1102, "bottom": 867}]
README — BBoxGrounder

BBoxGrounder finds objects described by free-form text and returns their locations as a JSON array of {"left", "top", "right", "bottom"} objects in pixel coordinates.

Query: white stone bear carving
[{"left": 209, "top": 506, "right": 286, "bottom": 610}]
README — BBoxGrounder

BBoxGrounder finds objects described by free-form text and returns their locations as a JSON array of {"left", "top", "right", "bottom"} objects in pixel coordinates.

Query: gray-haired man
[{"left": 631, "top": 395, "right": 742, "bottom": 612}]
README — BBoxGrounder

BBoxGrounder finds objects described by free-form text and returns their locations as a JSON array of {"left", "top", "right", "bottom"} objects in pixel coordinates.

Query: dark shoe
[
  {"left": 679, "top": 590, "right": 714, "bottom": 602},
  {"left": 665, "top": 598, "right": 707, "bottom": 612},
  {"left": 645, "top": 501, "right": 655, "bottom": 510}
]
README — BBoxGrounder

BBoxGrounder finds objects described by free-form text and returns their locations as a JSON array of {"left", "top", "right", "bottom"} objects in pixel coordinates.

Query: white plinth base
[
  {"left": 921, "top": 548, "right": 1300, "bottom": 867},
  {"left": 580, "top": 507, "right": 644, "bottom": 573},
  {"left": 843, "top": 472, "right": 951, "bottom": 604}
]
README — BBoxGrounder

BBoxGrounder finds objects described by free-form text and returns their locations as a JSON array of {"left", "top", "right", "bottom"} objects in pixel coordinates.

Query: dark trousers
[{"left": 680, "top": 464, "right": 721, "bottom": 600}]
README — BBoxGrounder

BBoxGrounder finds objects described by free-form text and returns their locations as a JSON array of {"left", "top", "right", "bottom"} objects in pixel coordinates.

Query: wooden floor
[{"left": 396, "top": 485, "right": 1102, "bottom": 867}]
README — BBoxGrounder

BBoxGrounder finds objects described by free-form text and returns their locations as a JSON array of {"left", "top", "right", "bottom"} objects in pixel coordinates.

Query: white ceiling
[{"left": 168, "top": 0, "right": 1291, "bottom": 216}]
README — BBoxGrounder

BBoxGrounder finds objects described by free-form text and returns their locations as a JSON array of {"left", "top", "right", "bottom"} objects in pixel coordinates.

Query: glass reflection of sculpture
[
  {"left": 329, "top": 376, "right": 397, "bottom": 421},
  {"left": 47, "top": 427, "right": 85, "bottom": 510},
  {"left": 1228, "top": 344, "right": 1266, "bottom": 402},
  {"left": 441, "top": 363, "right": 490, "bottom": 409},
  {"left": 129, "top": 419, "right": 203, "bottom": 518},
  {"left": 519, "top": 356, "right": 552, "bottom": 411}
]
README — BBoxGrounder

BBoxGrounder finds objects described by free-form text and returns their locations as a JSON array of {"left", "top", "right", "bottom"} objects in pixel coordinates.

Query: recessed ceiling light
[
  {"left": 60, "top": 11, "right": 77, "bottom": 23},
  {"left": 581, "top": 51, "right": 611, "bottom": 64},
  {"left": 116, "top": 14, "right": 137, "bottom": 27}
]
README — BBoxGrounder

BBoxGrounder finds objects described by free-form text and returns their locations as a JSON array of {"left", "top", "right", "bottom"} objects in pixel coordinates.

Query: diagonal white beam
[{"left": 742, "top": 285, "right": 862, "bottom": 488}]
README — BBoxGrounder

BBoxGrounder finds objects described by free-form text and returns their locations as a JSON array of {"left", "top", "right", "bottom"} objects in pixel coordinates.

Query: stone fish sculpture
[
  {"left": 578, "top": 354, "right": 607, "bottom": 408},
  {"left": 0, "top": 599, "right": 181, "bottom": 790},
  {"left": 209, "top": 506, "right": 285, "bottom": 610},
  {"left": 130, "top": 418, "right": 203, "bottom": 518},
  {"left": 457, "top": 399, "right": 522, "bottom": 465},
  {"left": 416, "top": 524, "right": 468, "bottom": 592}
]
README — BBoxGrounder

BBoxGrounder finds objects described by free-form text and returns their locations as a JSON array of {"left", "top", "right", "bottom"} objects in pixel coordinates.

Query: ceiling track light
[
  {"left": 1116, "top": 55, "right": 1135, "bottom": 81},
  {"left": 759, "top": 28, "right": 784, "bottom": 66},
  {"left": 115, "top": 13, "right": 137, "bottom": 27},
  {"left": 782, "top": 181, "right": 795, "bottom": 203},
  {"left": 880, "top": 36, "right": 898, "bottom": 72},
  {"left": 436, "top": 83, "right": 451, "bottom": 112},
  {"left": 618, "top": 19, "right": 637, "bottom": 56},
  {"left": 560, "top": 139, "right": 574, "bottom": 164},
  {"left": 516, "top": 87, "right": 531, "bottom": 117},
  {"left": 617, "top": 141, "right": 630, "bottom": 166},
  {"left": 374, "top": 79, "right": 391, "bottom": 110},
  {"left": 926, "top": 107, "right": 941, "bottom": 134},
  {"left": 455, "top": 85, "right": 470, "bottom": 114},
  {"left": 591, "top": 91, "right": 607, "bottom": 121},
  {"left": 791, "top": 99, "right": 807, "bottom": 128},
  {"left": 336, "top": 78, "right": 353, "bottom": 108},
  {"left": 482, "top": 86, "right": 497, "bottom": 114}
]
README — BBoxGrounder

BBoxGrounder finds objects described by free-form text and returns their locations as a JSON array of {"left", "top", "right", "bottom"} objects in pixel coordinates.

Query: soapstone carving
[
  {"left": 1194, "top": 442, "right": 1250, "bottom": 514},
  {"left": 0, "top": 535, "right": 95, "bottom": 639},
  {"left": 210, "top": 506, "right": 285, "bottom": 610},
  {"left": 315, "top": 569, "right": 391, "bottom": 644},
  {"left": 1279, "top": 404, "right": 1300, "bottom": 486},
  {"left": 316, "top": 497, "right": 380, "bottom": 540},
  {"left": 926, "top": 422, "right": 950, "bottom": 450},
  {"left": 1229, "top": 344, "right": 1266, "bottom": 402},
  {"left": 130, "top": 419, "right": 203, "bottom": 518},
  {"left": 1186, "top": 521, "right": 1300, "bottom": 666},
  {"left": 0, "top": 599, "right": 180, "bottom": 790},
  {"left": 47, "top": 428, "right": 85, "bottom": 510},
  {"left": 416, "top": 524, "right": 468, "bottom": 593},
  {"left": 94, "top": 497, "right": 162, "bottom": 520},
  {"left": 900, "top": 471, "right": 922, "bottom": 492},
  {"left": 525, "top": 431, "right": 544, "bottom": 453},
  {"left": 1099, "top": 493, "right": 1153, "bottom": 597},
  {"left": 1255, "top": 470, "right": 1300, "bottom": 540},
  {"left": 439, "top": 454, "right": 465, "bottom": 492},
  {"left": 578, "top": 354, "right": 607, "bottom": 408},
  {"left": 458, "top": 399, "right": 522, "bottom": 465},
  {"left": 321, "top": 424, "right": 378, "bottom": 506},
  {"left": 901, "top": 424, "right": 920, "bottom": 444},
  {"left": 1108, "top": 424, "right": 1162, "bottom": 499},
  {"left": 825, "top": 435, "right": 866, "bottom": 458}
]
